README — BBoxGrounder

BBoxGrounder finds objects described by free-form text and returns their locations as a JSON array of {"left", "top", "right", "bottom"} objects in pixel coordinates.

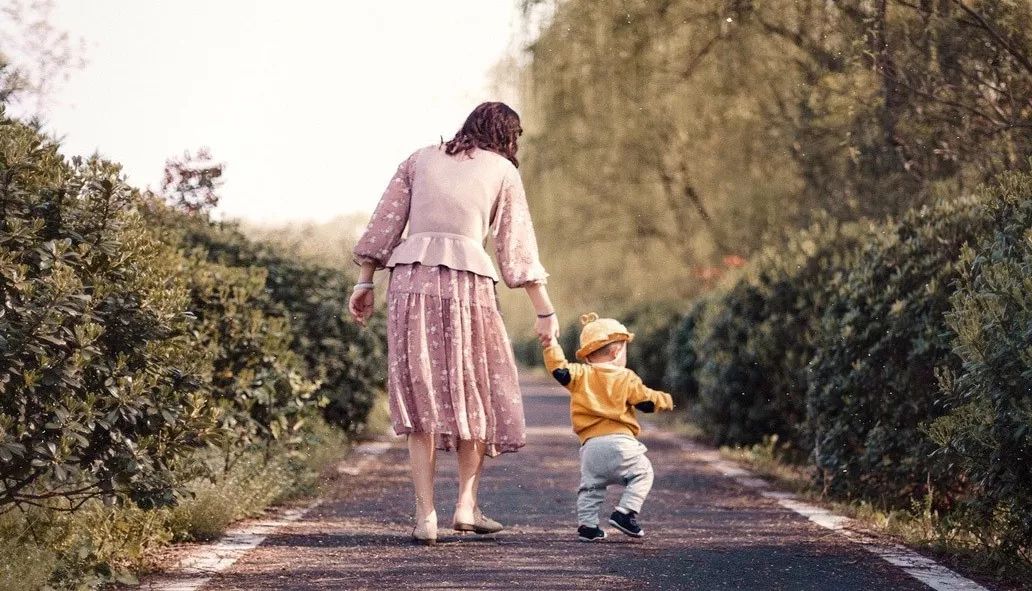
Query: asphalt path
[{"left": 146, "top": 376, "right": 965, "bottom": 591}]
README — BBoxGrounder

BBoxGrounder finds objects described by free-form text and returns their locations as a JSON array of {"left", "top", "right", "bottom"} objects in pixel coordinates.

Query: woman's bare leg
[
  {"left": 454, "top": 438, "right": 485, "bottom": 524},
  {"left": 408, "top": 433, "right": 438, "bottom": 528}
]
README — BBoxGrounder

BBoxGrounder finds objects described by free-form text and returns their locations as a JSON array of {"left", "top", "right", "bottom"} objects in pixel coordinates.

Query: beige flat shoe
[
  {"left": 453, "top": 507, "right": 504, "bottom": 534},
  {"left": 412, "top": 511, "right": 438, "bottom": 545}
]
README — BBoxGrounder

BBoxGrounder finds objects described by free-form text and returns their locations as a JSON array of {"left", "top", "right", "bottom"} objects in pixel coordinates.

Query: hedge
[
  {"left": 0, "top": 116, "right": 218, "bottom": 510},
  {"left": 144, "top": 208, "right": 388, "bottom": 436},
  {"left": 929, "top": 171, "right": 1032, "bottom": 558},
  {"left": 0, "top": 107, "right": 385, "bottom": 517},
  {"left": 659, "top": 170, "right": 1031, "bottom": 563},
  {"left": 687, "top": 218, "right": 871, "bottom": 450}
]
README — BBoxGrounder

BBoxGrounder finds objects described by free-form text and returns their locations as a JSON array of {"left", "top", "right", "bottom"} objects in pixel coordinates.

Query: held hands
[
  {"left": 348, "top": 286, "right": 375, "bottom": 327},
  {"left": 535, "top": 313, "right": 560, "bottom": 347}
]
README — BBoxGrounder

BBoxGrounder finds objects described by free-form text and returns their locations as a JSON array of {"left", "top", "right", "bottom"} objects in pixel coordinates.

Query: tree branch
[{"left": 948, "top": 0, "right": 1032, "bottom": 76}]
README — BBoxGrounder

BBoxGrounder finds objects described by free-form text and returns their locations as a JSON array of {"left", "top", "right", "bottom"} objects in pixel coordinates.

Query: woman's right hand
[
  {"left": 535, "top": 314, "right": 560, "bottom": 347},
  {"left": 348, "top": 287, "right": 375, "bottom": 327}
]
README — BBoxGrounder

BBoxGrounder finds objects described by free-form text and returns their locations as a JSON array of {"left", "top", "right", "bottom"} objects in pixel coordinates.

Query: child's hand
[{"left": 540, "top": 334, "right": 559, "bottom": 348}]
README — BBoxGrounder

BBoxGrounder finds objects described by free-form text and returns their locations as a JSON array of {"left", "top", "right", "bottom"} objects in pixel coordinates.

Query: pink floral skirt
[{"left": 386, "top": 263, "right": 526, "bottom": 457}]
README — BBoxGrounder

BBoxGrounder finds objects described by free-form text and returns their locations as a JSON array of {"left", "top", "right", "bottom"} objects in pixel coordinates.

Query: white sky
[{"left": 32, "top": 1, "right": 524, "bottom": 223}]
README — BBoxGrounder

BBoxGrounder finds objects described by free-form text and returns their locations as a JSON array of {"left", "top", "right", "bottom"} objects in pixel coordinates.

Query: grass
[
  {"left": 360, "top": 392, "right": 393, "bottom": 439},
  {"left": 0, "top": 416, "right": 349, "bottom": 591}
]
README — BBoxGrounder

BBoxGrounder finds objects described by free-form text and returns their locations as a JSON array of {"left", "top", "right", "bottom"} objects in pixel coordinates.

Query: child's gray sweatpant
[{"left": 577, "top": 433, "right": 654, "bottom": 527}]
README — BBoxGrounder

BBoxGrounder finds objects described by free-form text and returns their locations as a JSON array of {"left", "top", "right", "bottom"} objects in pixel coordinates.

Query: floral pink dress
[{"left": 353, "top": 145, "right": 548, "bottom": 456}]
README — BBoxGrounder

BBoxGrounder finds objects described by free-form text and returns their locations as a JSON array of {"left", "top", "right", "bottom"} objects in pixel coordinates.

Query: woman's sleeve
[
  {"left": 492, "top": 168, "right": 549, "bottom": 288},
  {"left": 352, "top": 153, "right": 415, "bottom": 269}
]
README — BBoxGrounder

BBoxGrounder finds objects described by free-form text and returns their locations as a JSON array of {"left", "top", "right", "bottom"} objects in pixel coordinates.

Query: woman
[{"left": 348, "top": 102, "right": 559, "bottom": 545}]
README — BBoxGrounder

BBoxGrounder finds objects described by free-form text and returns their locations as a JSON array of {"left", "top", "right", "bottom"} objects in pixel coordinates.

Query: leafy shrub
[
  {"left": 691, "top": 219, "right": 871, "bottom": 450},
  {"left": 0, "top": 96, "right": 387, "bottom": 588},
  {"left": 511, "top": 337, "right": 540, "bottom": 368},
  {"left": 180, "top": 250, "right": 316, "bottom": 468},
  {"left": 0, "top": 113, "right": 217, "bottom": 510},
  {"left": 664, "top": 300, "right": 706, "bottom": 407},
  {"left": 620, "top": 301, "right": 680, "bottom": 389},
  {"left": 151, "top": 210, "right": 387, "bottom": 435},
  {"left": 928, "top": 171, "right": 1032, "bottom": 559},
  {"left": 806, "top": 194, "right": 995, "bottom": 505}
]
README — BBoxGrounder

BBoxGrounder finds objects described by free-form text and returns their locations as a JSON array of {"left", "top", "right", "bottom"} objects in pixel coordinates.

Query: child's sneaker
[
  {"left": 577, "top": 525, "right": 607, "bottom": 542},
  {"left": 608, "top": 510, "right": 644, "bottom": 537}
]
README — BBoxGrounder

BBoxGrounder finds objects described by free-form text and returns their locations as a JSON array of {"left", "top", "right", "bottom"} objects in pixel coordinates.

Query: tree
[
  {"left": 0, "top": 0, "right": 85, "bottom": 113},
  {"left": 161, "top": 148, "right": 225, "bottom": 215},
  {"left": 514, "top": 0, "right": 1032, "bottom": 321}
]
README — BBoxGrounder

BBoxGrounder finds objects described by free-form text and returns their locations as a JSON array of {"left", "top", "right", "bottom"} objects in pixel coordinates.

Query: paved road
[{"left": 179, "top": 377, "right": 939, "bottom": 590}]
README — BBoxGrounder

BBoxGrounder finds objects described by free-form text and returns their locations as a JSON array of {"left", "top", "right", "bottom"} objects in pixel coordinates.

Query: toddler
[{"left": 542, "top": 312, "right": 674, "bottom": 542}]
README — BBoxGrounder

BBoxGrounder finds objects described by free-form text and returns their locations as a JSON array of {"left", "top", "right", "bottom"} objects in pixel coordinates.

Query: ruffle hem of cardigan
[{"left": 385, "top": 231, "right": 499, "bottom": 281}]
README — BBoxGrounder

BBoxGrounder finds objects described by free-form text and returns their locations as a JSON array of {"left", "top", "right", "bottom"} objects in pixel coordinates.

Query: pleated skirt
[{"left": 386, "top": 263, "right": 526, "bottom": 457}]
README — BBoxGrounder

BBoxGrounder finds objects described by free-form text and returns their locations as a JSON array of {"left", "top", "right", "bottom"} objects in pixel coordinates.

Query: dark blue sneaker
[
  {"left": 608, "top": 510, "right": 644, "bottom": 537},
  {"left": 577, "top": 525, "right": 607, "bottom": 542}
]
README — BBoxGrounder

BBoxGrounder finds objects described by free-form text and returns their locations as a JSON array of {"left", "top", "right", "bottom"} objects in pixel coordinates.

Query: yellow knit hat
[{"left": 575, "top": 312, "right": 635, "bottom": 361}]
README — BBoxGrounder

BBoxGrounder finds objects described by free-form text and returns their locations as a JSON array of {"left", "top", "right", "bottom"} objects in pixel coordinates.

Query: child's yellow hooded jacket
[{"left": 543, "top": 344, "right": 674, "bottom": 444}]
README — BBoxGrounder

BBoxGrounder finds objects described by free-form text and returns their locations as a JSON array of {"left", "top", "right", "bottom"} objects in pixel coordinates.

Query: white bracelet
[{"left": 352, "top": 282, "right": 374, "bottom": 292}]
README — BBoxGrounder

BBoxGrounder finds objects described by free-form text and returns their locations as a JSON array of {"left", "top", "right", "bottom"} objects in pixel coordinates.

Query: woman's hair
[{"left": 444, "top": 102, "right": 523, "bottom": 167}]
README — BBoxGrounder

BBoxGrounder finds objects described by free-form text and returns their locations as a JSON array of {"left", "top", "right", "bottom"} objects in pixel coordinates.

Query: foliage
[
  {"left": 620, "top": 302, "right": 681, "bottom": 389},
  {"left": 0, "top": 112, "right": 217, "bottom": 510},
  {"left": 0, "top": 104, "right": 383, "bottom": 590},
  {"left": 688, "top": 219, "right": 872, "bottom": 450},
  {"left": 148, "top": 208, "right": 388, "bottom": 436},
  {"left": 0, "top": 418, "right": 344, "bottom": 590},
  {"left": 663, "top": 299, "right": 706, "bottom": 407},
  {"left": 806, "top": 193, "right": 995, "bottom": 506},
  {"left": 517, "top": 0, "right": 1032, "bottom": 326},
  {"left": 160, "top": 148, "right": 224, "bottom": 215},
  {"left": 657, "top": 169, "right": 1031, "bottom": 566},
  {"left": 928, "top": 171, "right": 1032, "bottom": 560}
]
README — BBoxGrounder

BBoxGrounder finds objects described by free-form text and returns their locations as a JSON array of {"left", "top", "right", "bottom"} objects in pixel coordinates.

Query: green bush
[
  {"left": 927, "top": 171, "right": 1032, "bottom": 559},
  {"left": 511, "top": 336, "right": 540, "bottom": 368},
  {"left": 620, "top": 301, "right": 681, "bottom": 389},
  {"left": 180, "top": 249, "right": 316, "bottom": 468},
  {"left": 806, "top": 194, "right": 995, "bottom": 506},
  {"left": 0, "top": 103, "right": 385, "bottom": 588},
  {"left": 0, "top": 113, "right": 217, "bottom": 510},
  {"left": 153, "top": 211, "right": 387, "bottom": 436},
  {"left": 665, "top": 172, "right": 1032, "bottom": 569},
  {"left": 664, "top": 300, "right": 705, "bottom": 407},
  {"left": 691, "top": 220, "right": 870, "bottom": 450}
]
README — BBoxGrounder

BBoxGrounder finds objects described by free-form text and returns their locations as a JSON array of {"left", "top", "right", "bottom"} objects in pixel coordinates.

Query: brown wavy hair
[{"left": 444, "top": 102, "right": 523, "bottom": 168}]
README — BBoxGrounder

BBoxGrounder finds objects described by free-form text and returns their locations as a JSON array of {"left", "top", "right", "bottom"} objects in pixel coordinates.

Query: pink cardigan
[{"left": 353, "top": 145, "right": 548, "bottom": 288}]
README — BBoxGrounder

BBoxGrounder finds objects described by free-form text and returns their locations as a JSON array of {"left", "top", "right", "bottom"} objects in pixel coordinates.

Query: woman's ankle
[{"left": 453, "top": 500, "right": 476, "bottom": 521}]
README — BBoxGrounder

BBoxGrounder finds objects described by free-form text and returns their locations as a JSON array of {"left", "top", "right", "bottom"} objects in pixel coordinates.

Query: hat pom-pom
[{"left": 580, "top": 312, "right": 599, "bottom": 326}]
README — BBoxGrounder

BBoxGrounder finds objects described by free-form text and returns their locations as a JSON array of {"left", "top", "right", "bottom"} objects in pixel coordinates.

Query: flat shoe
[
  {"left": 453, "top": 508, "right": 504, "bottom": 534},
  {"left": 412, "top": 511, "right": 438, "bottom": 545},
  {"left": 411, "top": 529, "right": 438, "bottom": 546}
]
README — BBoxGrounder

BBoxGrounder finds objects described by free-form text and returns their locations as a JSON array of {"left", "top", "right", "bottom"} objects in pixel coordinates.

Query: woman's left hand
[
  {"left": 349, "top": 287, "right": 375, "bottom": 327},
  {"left": 535, "top": 314, "right": 560, "bottom": 347}
]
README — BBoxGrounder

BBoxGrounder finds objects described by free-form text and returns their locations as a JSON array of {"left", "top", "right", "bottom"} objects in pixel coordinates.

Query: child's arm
[
  {"left": 627, "top": 374, "right": 675, "bottom": 413},
  {"left": 542, "top": 338, "right": 584, "bottom": 389}
]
